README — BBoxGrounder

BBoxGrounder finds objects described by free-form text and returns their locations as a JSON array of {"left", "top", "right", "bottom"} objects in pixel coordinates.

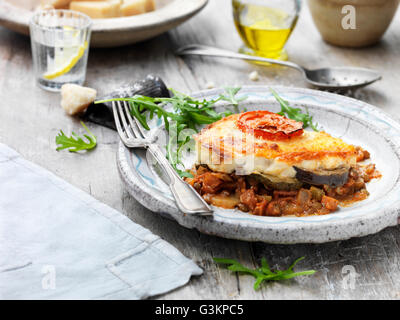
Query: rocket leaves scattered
[
  {"left": 92, "top": 87, "right": 319, "bottom": 177},
  {"left": 56, "top": 121, "right": 97, "bottom": 153},
  {"left": 95, "top": 87, "right": 245, "bottom": 177},
  {"left": 271, "top": 88, "right": 319, "bottom": 131},
  {"left": 219, "top": 86, "right": 248, "bottom": 112},
  {"left": 213, "top": 256, "right": 316, "bottom": 290}
]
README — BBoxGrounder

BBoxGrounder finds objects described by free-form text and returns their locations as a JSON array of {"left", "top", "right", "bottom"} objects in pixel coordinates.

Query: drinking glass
[
  {"left": 29, "top": 10, "right": 92, "bottom": 92},
  {"left": 232, "top": 0, "right": 301, "bottom": 61}
]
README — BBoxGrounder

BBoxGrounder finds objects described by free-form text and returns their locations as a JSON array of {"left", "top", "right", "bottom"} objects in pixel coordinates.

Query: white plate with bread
[{"left": 0, "top": 0, "right": 208, "bottom": 47}]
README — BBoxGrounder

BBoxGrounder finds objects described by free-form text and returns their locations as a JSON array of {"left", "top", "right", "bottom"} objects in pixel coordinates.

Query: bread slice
[
  {"left": 145, "top": 0, "right": 155, "bottom": 12},
  {"left": 120, "top": 0, "right": 147, "bottom": 16},
  {"left": 40, "top": 0, "right": 73, "bottom": 9},
  {"left": 69, "top": 1, "right": 121, "bottom": 19}
]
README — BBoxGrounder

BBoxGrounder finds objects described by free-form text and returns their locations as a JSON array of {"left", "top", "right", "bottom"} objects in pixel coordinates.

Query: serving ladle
[{"left": 176, "top": 45, "right": 382, "bottom": 91}]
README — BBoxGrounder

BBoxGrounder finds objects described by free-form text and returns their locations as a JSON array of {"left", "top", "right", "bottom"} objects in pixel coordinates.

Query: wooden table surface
[{"left": 1, "top": 0, "right": 400, "bottom": 300}]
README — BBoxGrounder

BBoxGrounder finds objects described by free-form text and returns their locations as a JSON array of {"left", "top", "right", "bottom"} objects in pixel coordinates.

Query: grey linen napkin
[{"left": 0, "top": 143, "right": 202, "bottom": 299}]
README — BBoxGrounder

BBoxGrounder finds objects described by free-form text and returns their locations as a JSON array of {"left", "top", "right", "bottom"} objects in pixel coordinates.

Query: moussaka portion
[{"left": 185, "top": 111, "right": 380, "bottom": 216}]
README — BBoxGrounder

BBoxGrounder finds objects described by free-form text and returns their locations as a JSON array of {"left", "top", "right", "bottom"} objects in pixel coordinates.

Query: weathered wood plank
[{"left": 1, "top": 0, "right": 400, "bottom": 299}]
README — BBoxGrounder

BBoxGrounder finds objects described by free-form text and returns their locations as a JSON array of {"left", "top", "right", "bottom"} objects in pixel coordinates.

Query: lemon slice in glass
[{"left": 43, "top": 40, "right": 88, "bottom": 80}]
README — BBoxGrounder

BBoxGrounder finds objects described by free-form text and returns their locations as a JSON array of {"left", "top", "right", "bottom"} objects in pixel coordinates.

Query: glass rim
[{"left": 29, "top": 9, "right": 93, "bottom": 32}]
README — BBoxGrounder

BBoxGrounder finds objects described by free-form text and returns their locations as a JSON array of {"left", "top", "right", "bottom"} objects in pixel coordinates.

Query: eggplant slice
[
  {"left": 294, "top": 166, "right": 349, "bottom": 187},
  {"left": 252, "top": 173, "right": 303, "bottom": 191}
]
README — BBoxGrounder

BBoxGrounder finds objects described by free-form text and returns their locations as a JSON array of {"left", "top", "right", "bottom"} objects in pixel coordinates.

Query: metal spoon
[{"left": 176, "top": 44, "right": 382, "bottom": 90}]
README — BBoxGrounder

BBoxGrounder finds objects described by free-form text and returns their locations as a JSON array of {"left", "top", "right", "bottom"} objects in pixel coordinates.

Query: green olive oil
[{"left": 233, "top": 0, "right": 298, "bottom": 61}]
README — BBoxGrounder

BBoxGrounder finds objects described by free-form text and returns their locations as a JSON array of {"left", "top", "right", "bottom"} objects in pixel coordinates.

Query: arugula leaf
[
  {"left": 260, "top": 257, "right": 273, "bottom": 275},
  {"left": 96, "top": 88, "right": 321, "bottom": 178},
  {"left": 95, "top": 87, "right": 247, "bottom": 177},
  {"left": 271, "top": 89, "right": 319, "bottom": 131},
  {"left": 213, "top": 256, "right": 316, "bottom": 290},
  {"left": 219, "top": 87, "right": 248, "bottom": 112},
  {"left": 56, "top": 121, "right": 97, "bottom": 153}
]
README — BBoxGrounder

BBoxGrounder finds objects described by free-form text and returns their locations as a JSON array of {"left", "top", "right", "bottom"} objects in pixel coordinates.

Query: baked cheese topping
[{"left": 194, "top": 113, "right": 357, "bottom": 179}]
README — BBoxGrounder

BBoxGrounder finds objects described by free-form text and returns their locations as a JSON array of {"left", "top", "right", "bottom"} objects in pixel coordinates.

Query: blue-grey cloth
[{"left": 0, "top": 144, "right": 202, "bottom": 299}]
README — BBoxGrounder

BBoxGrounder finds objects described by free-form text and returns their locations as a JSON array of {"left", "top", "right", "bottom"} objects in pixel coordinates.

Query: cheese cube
[
  {"left": 41, "top": 0, "right": 73, "bottom": 9},
  {"left": 61, "top": 84, "right": 97, "bottom": 115},
  {"left": 120, "top": 0, "right": 147, "bottom": 16},
  {"left": 69, "top": 1, "right": 121, "bottom": 19}
]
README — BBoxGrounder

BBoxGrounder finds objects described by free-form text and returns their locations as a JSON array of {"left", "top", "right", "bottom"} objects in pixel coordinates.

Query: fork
[{"left": 112, "top": 100, "right": 213, "bottom": 216}]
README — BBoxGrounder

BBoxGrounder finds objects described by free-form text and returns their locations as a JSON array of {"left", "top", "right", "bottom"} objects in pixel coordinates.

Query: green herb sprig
[
  {"left": 213, "top": 256, "right": 316, "bottom": 290},
  {"left": 219, "top": 87, "right": 248, "bottom": 112},
  {"left": 96, "top": 87, "right": 245, "bottom": 177},
  {"left": 94, "top": 87, "right": 319, "bottom": 177},
  {"left": 56, "top": 121, "right": 97, "bottom": 153},
  {"left": 271, "top": 89, "right": 319, "bottom": 131}
]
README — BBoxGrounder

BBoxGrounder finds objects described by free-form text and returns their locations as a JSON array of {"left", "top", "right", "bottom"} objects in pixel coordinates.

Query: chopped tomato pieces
[
  {"left": 321, "top": 196, "right": 339, "bottom": 211},
  {"left": 185, "top": 164, "right": 379, "bottom": 217}
]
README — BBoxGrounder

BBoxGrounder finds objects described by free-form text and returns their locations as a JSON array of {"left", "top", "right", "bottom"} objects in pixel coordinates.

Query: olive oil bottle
[{"left": 232, "top": 0, "right": 299, "bottom": 61}]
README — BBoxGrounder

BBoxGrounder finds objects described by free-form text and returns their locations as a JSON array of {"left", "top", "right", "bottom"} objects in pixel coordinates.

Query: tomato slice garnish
[{"left": 237, "top": 110, "right": 304, "bottom": 141}]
